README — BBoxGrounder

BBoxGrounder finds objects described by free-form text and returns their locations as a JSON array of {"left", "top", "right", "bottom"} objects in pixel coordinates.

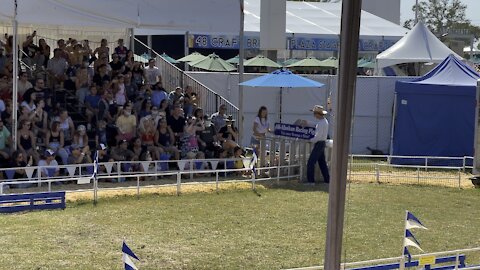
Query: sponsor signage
[
  {"left": 190, "top": 34, "right": 398, "bottom": 51},
  {"left": 274, "top": 123, "right": 315, "bottom": 140}
]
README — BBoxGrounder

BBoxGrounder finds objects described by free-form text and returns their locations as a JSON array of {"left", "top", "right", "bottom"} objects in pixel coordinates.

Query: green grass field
[{"left": 1, "top": 183, "right": 479, "bottom": 269}]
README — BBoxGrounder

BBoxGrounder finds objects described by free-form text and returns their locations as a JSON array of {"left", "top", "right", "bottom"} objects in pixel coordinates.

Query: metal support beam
[
  {"left": 324, "top": 0, "right": 362, "bottom": 269},
  {"left": 12, "top": 0, "right": 18, "bottom": 151},
  {"left": 238, "top": 0, "right": 245, "bottom": 145}
]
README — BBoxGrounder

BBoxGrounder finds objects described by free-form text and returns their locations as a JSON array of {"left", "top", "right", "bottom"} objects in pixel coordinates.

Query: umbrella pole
[{"left": 279, "top": 88, "right": 282, "bottom": 123}]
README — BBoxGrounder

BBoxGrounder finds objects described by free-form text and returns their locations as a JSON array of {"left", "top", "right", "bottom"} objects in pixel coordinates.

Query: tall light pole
[
  {"left": 323, "top": 0, "right": 362, "bottom": 268},
  {"left": 12, "top": 0, "right": 18, "bottom": 151}
]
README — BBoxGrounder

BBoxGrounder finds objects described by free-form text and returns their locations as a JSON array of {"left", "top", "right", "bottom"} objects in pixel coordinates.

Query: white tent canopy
[
  {"left": 0, "top": 0, "right": 240, "bottom": 33},
  {"left": 136, "top": 0, "right": 408, "bottom": 39},
  {"left": 376, "top": 22, "right": 462, "bottom": 69}
]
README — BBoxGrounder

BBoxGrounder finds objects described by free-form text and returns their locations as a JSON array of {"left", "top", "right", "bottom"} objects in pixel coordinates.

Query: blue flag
[
  {"left": 405, "top": 229, "right": 420, "bottom": 246},
  {"left": 406, "top": 211, "right": 427, "bottom": 230},
  {"left": 403, "top": 247, "right": 412, "bottom": 262},
  {"left": 122, "top": 241, "right": 139, "bottom": 270}
]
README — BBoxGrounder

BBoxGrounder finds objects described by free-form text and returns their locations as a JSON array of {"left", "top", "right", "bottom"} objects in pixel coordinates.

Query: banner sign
[
  {"left": 189, "top": 34, "right": 260, "bottom": 49},
  {"left": 189, "top": 34, "right": 398, "bottom": 51},
  {"left": 274, "top": 123, "right": 315, "bottom": 140},
  {"left": 289, "top": 37, "right": 398, "bottom": 51}
]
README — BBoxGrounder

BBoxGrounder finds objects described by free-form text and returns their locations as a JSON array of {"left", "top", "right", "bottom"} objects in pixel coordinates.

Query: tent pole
[
  {"left": 238, "top": 0, "right": 245, "bottom": 145},
  {"left": 389, "top": 93, "right": 397, "bottom": 156},
  {"left": 12, "top": 0, "right": 18, "bottom": 151},
  {"left": 323, "top": 0, "right": 362, "bottom": 269},
  {"left": 184, "top": 31, "right": 189, "bottom": 72},
  {"left": 474, "top": 80, "right": 480, "bottom": 174},
  {"left": 129, "top": 28, "right": 135, "bottom": 54}
]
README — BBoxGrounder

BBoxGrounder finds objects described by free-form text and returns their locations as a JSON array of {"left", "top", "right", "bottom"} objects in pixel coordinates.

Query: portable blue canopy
[{"left": 392, "top": 55, "right": 480, "bottom": 164}]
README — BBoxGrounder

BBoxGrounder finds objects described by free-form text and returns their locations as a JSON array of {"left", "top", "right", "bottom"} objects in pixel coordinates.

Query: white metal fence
[{"left": 283, "top": 247, "right": 480, "bottom": 270}]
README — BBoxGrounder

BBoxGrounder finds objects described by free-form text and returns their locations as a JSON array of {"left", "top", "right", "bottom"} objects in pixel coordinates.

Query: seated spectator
[
  {"left": 23, "top": 78, "right": 51, "bottom": 109},
  {"left": 130, "top": 137, "right": 147, "bottom": 162},
  {"left": 158, "top": 98, "right": 169, "bottom": 119},
  {"left": 112, "top": 74, "right": 127, "bottom": 106},
  {"left": 0, "top": 118, "right": 12, "bottom": 163},
  {"left": 95, "top": 120, "right": 108, "bottom": 146},
  {"left": 47, "top": 48, "right": 68, "bottom": 89},
  {"left": 38, "top": 149, "right": 60, "bottom": 178},
  {"left": 31, "top": 99, "right": 48, "bottom": 141},
  {"left": 138, "top": 98, "right": 153, "bottom": 119},
  {"left": 1, "top": 100, "right": 12, "bottom": 131},
  {"left": 84, "top": 85, "right": 101, "bottom": 130},
  {"left": 168, "top": 86, "right": 184, "bottom": 107},
  {"left": 97, "top": 143, "right": 113, "bottom": 163},
  {"left": 116, "top": 103, "right": 137, "bottom": 142},
  {"left": 167, "top": 105, "right": 186, "bottom": 145},
  {"left": 131, "top": 61, "right": 144, "bottom": 87},
  {"left": 17, "top": 119, "right": 39, "bottom": 164},
  {"left": 93, "top": 64, "right": 111, "bottom": 87},
  {"left": 55, "top": 108, "right": 75, "bottom": 146},
  {"left": 217, "top": 115, "right": 239, "bottom": 153},
  {"left": 17, "top": 71, "right": 32, "bottom": 99},
  {"left": 151, "top": 82, "right": 168, "bottom": 108},
  {"left": 211, "top": 104, "right": 227, "bottom": 132},
  {"left": 154, "top": 118, "right": 180, "bottom": 160},
  {"left": 20, "top": 91, "right": 37, "bottom": 113},
  {"left": 197, "top": 114, "right": 221, "bottom": 159},
  {"left": 233, "top": 146, "right": 246, "bottom": 176},
  {"left": 109, "top": 54, "right": 124, "bottom": 77},
  {"left": 110, "top": 139, "right": 135, "bottom": 162},
  {"left": 45, "top": 121, "right": 68, "bottom": 165},
  {"left": 183, "top": 85, "right": 199, "bottom": 117},
  {"left": 75, "top": 66, "right": 90, "bottom": 108},
  {"left": 123, "top": 71, "right": 138, "bottom": 101},
  {"left": 97, "top": 90, "right": 115, "bottom": 125},
  {"left": 138, "top": 116, "right": 162, "bottom": 160},
  {"left": 7, "top": 151, "right": 33, "bottom": 181},
  {"left": 73, "top": 125, "right": 89, "bottom": 148},
  {"left": 180, "top": 116, "right": 205, "bottom": 160},
  {"left": 67, "top": 144, "right": 92, "bottom": 165}
]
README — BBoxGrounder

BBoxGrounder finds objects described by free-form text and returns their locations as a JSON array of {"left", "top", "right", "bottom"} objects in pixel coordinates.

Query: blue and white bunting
[
  {"left": 122, "top": 241, "right": 140, "bottom": 270},
  {"left": 250, "top": 152, "right": 258, "bottom": 171},
  {"left": 403, "top": 247, "right": 412, "bottom": 262},
  {"left": 406, "top": 211, "right": 428, "bottom": 230}
]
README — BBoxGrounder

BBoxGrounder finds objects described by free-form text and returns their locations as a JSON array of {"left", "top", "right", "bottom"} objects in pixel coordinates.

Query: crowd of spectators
[{"left": 0, "top": 32, "right": 245, "bottom": 180}]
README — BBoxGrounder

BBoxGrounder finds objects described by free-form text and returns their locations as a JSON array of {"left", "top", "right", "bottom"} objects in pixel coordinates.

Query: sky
[{"left": 401, "top": 0, "right": 480, "bottom": 26}]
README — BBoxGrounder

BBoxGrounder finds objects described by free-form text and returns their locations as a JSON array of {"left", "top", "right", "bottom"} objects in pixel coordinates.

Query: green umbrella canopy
[
  {"left": 244, "top": 55, "right": 282, "bottom": 68},
  {"left": 226, "top": 55, "right": 247, "bottom": 64},
  {"left": 282, "top": 58, "right": 300, "bottom": 66},
  {"left": 358, "top": 60, "right": 376, "bottom": 69},
  {"left": 160, "top": 53, "right": 179, "bottom": 64},
  {"left": 286, "top": 57, "right": 324, "bottom": 68},
  {"left": 318, "top": 57, "right": 339, "bottom": 68},
  {"left": 177, "top": 52, "right": 206, "bottom": 63},
  {"left": 188, "top": 53, "right": 237, "bottom": 72}
]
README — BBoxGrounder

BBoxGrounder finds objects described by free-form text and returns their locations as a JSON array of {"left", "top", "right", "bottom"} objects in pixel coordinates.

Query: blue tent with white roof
[{"left": 392, "top": 55, "right": 480, "bottom": 164}]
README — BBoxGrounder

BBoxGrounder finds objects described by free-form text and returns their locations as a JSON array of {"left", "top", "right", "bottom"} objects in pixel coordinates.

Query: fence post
[
  {"left": 458, "top": 168, "right": 462, "bottom": 189},
  {"left": 462, "top": 157, "right": 466, "bottom": 173},
  {"left": 417, "top": 167, "right": 420, "bottom": 185},
  {"left": 190, "top": 161, "right": 194, "bottom": 180},
  {"left": 137, "top": 176, "right": 140, "bottom": 198},
  {"left": 0, "top": 183, "right": 3, "bottom": 194},
  {"left": 215, "top": 171, "right": 219, "bottom": 193},
  {"left": 176, "top": 172, "right": 181, "bottom": 196},
  {"left": 93, "top": 175, "right": 98, "bottom": 205},
  {"left": 375, "top": 164, "right": 380, "bottom": 183},
  {"left": 424, "top": 158, "right": 428, "bottom": 171},
  {"left": 455, "top": 252, "right": 460, "bottom": 270},
  {"left": 251, "top": 169, "right": 256, "bottom": 191}
]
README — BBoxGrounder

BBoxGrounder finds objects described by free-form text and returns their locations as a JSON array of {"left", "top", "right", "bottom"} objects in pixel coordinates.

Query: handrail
[{"left": 133, "top": 37, "right": 239, "bottom": 119}]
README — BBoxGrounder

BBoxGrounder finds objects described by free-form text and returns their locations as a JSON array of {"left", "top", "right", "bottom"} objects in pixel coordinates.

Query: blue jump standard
[{"left": 0, "top": 191, "right": 66, "bottom": 213}]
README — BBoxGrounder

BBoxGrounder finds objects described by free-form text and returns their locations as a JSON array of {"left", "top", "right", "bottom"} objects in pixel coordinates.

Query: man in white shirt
[
  {"left": 300, "top": 105, "right": 330, "bottom": 184},
  {"left": 144, "top": 58, "right": 162, "bottom": 86}
]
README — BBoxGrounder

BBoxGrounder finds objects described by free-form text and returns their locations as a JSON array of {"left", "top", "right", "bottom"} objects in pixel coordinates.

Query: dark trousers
[{"left": 307, "top": 141, "right": 330, "bottom": 183}]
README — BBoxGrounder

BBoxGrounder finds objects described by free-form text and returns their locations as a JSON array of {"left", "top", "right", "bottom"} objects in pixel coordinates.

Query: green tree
[{"left": 403, "top": 0, "right": 469, "bottom": 33}]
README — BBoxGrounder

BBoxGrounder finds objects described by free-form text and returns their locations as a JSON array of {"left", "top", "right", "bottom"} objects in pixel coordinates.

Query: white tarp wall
[{"left": 187, "top": 72, "right": 413, "bottom": 154}]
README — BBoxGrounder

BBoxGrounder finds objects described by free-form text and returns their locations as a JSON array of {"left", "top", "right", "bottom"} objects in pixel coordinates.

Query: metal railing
[{"left": 133, "top": 37, "right": 239, "bottom": 119}]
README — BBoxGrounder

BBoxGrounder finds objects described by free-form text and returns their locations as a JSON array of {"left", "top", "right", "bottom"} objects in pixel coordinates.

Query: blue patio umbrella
[{"left": 239, "top": 69, "right": 325, "bottom": 122}]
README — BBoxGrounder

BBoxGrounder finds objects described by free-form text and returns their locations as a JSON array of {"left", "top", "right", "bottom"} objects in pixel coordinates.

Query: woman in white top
[
  {"left": 17, "top": 72, "right": 32, "bottom": 98},
  {"left": 251, "top": 106, "right": 271, "bottom": 151}
]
